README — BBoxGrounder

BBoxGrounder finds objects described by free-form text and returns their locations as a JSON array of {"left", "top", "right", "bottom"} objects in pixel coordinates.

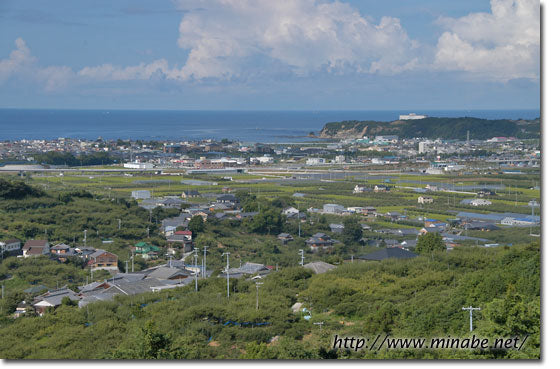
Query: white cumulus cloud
[
  {"left": 0, "top": 38, "right": 75, "bottom": 91},
  {"left": 172, "top": 0, "right": 421, "bottom": 79},
  {"left": 0, "top": 38, "right": 36, "bottom": 81},
  {"left": 78, "top": 59, "right": 172, "bottom": 81},
  {"left": 434, "top": 0, "right": 540, "bottom": 81}
]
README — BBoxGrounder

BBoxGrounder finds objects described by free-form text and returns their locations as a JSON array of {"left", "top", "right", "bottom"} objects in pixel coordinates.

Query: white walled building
[
  {"left": 0, "top": 239, "right": 21, "bottom": 253},
  {"left": 399, "top": 113, "right": 428, "bottom": 120},
  {"left": 131, "top": 190, "right": 151, "bottom": 200},
  {"left": 124, "top": 162, "right": 154, "bottom": 169},
  {"left": 418, "top": 196, "right": 434, "bottom": 204},
  {"left": 334, "top": 155, "right": 346, "bottom": 164},
  {"left": 306, "top": 158, "right": 326, "bottom": 165},
  {"left": 419, "top": 141, "right": 433, "bottom": 154}
]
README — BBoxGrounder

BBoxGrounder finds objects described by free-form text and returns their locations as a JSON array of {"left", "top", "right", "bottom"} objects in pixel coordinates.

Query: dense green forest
[{"left": 320, "top": 117, "right": 541, "bottom": 140}]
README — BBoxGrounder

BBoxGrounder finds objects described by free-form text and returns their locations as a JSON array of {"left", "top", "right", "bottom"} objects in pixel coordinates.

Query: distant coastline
[
  {"left": 318, "top": 116, "right": 541, "bottom": 140},
  {"left": 0, "top": 109, "right": 540, "bottom": 142}
]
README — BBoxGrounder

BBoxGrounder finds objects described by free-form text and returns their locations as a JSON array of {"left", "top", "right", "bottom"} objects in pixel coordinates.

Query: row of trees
[{"left": 33, "top": 151, "right": 119, "bottom": 166}]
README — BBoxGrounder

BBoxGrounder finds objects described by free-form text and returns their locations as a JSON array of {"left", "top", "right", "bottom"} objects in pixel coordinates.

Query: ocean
[{"left": 0, "top": 109, "right": 540, "bottom": 143}]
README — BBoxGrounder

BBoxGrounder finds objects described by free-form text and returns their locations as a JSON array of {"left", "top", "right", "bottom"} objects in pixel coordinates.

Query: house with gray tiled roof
[
  {"left": 303, "top": 261, "right": 337, "bottom": 274},
  {"left": 32, "top": 287, "right": 80, "bottom": 316},
  {"left": 359, "top": 248, "right": 418, "bottom": 261},
  {"left": 305, "top": 233, "right": 338, "bottom": 252}
]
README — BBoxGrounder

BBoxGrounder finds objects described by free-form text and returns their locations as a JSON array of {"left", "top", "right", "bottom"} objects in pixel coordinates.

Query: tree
[
  {"left": 61, "top": 296, "right": 77, "bottom": 307},
  {"left": 415, "top": 232, "right": 446, "bottom": 255},
  {"left": 0, "top": 179, "right": 44, "bottom": 199},
  {"left": 188, "top": 215, "right": 205, "bottom": 238},
  {"left": 241, "top": 342, "right": 277, "bottom": 359},
  {"left": 112, "top": 321, "right": 172, "bottom": 359},
  {"left": 248, "top": 208, "right": 284, "bottom": 235},
  {"left": 365, "top": 302, "right": 398, "bottom": 333},
  {"left": 342, "top": 216, "right": 363, "bottom": 245}
]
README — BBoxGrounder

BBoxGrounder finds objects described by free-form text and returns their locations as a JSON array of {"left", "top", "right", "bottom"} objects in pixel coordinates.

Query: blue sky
[{"left": 0, "top": 0, "right": 540, "bottom": 110}]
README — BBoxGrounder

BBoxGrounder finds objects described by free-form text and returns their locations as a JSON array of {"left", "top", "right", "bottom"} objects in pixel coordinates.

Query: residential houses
[
  {"left": 134, "top": 242, "right": 161, "bottom": 259},
  {"left": 353, "top": 185, "right": 371, "bottom": 194},
  {"left": 32, "top": 287, "right": 80, "bottom": 316},
  {"left": 50, "top": 243, "right": 76, "bottom": 262},
  {"left": 131, "top": 190, "right": 151, "bottom": 200},
  {"left": 460, "top": 199, "right": 492, "bottom": 206},
  {"left": 181, "top": 189, "right": 200, "bottom": 198},
  {"left": 0, "top": 239, "right": 21, "bottom": 256},
  {"left": 359, "top": 248, "right": 418, "bottom": 261},
  {"left": 306, "top": 233, "right": 338, "bottom": 252},
  {"left": 87, "top": 249, "right": 119, "bottom": 272},
  {"left": 303, "top": 261, "right": 337, "bottom": 274},
  {"left": 374, "top": 185, "right": 389, "bottom": 193},
  {"left": 222, "top": 262, "right": 272, "bottom": 279},
  {"left": 329, "top": 223, "right": 344, "bottom": 234},
  {"left": 323, "top": 203, "right": 345, "bottom": 214},
  {"left": 418, "top": 196, "right": 434, "bottom": 204},
  {"left": 277, "top": 233, "right": 294, "bottom": 244},
  {"left": 22, "top": 240, "right": 50, "bottom": 258}
]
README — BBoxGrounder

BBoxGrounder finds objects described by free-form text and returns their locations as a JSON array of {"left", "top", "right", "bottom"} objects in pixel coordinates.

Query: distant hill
[{"left": 319, "top": 116, "right": 540, "bottom": 140}]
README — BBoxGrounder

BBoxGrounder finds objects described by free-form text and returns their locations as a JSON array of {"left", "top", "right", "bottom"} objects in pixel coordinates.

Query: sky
[{"left": 0, "top": 0, "right": 540, "bottom": 110}]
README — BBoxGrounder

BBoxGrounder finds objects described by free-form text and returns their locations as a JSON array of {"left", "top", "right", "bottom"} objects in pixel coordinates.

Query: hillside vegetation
[
  {"left": 319, "top": 117, "right": 540, "bottom": 140},
  {"left": 0, "top": 243, "right": 540, "bottom": 359}
]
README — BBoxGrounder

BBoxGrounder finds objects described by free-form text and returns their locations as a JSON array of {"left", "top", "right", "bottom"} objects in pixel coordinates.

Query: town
[{"left": 0, "top": 118, "right": 541, "bottom": 359}]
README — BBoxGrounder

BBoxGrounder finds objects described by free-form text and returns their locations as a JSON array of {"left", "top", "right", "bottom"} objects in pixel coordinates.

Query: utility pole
[
  {"left": 203, "top": 246, "right": 208, "bottom": 279},
  {"left": 83, "top": 229, "right": 87, "bottom": 247},
  {"left": 146, "top": 227, "right": 150, "bottom": 238},
  {"left": 118, "top": 219, "right": 121, "bottom": 230},
  {"left": 194, "top": 248, "right": 199, "bottom": 292},
  {"left": 1, "top": 284, "right": 4, "bottom": 299},
  {"left": 223, "top": 252, "right": 230, "bottom": 298},
  {"left": 125, "top": 260, "right": 129, "bottom": 274},
  {"left": 351, "top": 255, "right": 354, "bottom": 263},
  {"left": 255, "top": 282, "right": 263, "bottom": 310},
  {"left": 462, "top": 306, "right": 481, "bottom": 332},
  {"left": 131, "top": 253, "right": 135, "bottom": 273},
  {"left": 297, "top": 203, "right": 301, "bottom": 238},
  {"left": 299, "top": 249, "right": 305, "bottom": 266}
]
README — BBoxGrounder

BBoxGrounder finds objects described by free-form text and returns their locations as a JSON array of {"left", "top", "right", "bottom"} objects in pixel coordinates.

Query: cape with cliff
[{"left": 317, "top": 116, "right": 541, "bottom": 140}]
